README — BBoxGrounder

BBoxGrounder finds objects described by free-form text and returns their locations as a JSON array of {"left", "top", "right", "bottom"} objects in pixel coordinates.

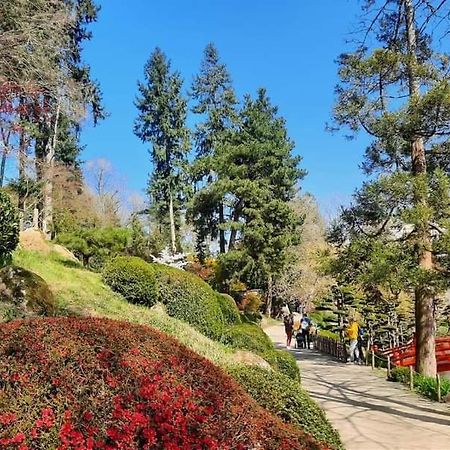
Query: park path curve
[{"left": 265, "top": 324, "right": 450, "bottom": 450}]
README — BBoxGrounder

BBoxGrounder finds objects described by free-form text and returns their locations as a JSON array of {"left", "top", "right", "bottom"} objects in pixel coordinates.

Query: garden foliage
[
  {"left": 0, "top": 317, "right": 328, "bottom": 449},
  {"left": 228, "top": 365, "right": 343, "bottom": 450},
  {"left": 103, "top": 256, "right": 226, "bottom": 340},
  {"left": 0, "top": 191, "right": 19, "bottom": 266},
  {"left": 390, "top": 367, "right": 450, "bottom": 402},
  {"left": 222, "top": 323, "right": 300, "bottom": 381},
  {"left": 216, "top": 293, "right": 241, "bottom": 327}
]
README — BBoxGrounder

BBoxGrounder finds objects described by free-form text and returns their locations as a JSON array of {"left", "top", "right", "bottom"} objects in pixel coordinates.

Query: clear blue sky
[{"left": 80, "top": 0, "right": 369, "bottom": 218}]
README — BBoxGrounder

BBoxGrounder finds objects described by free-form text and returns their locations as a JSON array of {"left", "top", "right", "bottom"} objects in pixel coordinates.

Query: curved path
[{"left": 265, "top": 324, "right": 450, "bottom": 450}]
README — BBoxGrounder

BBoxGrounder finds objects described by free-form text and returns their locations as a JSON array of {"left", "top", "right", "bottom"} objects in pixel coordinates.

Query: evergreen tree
[
  {"left": 134, "top": 48, "right": 190, "bottom": 253},
  {"left": 189, "top": 43, "right": 238, "bottom": 257},
  {"left": 216, "top": 89, "right": 305, "bottom": 314},
  {"left": 331, "top": 1, "right": 450, "bottom": 375}
]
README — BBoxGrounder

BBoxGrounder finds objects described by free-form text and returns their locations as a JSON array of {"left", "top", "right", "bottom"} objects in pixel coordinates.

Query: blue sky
[{"left": 80, "top": 0, "right": 369, "bottom": 218}]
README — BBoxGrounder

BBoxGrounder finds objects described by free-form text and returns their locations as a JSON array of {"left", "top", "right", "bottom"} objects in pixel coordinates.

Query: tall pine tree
[
  {"left": 332, "top": 0, "right": 450, "bottom": 375},
  {"left": 189, "top": 43, "right": 238, "bottom": 257},
  {"left": 217, "top": 89, "right": 305, "bottom": 314},
  {"left": 134, "top": 48, "right": 190, "bottom": 253}
]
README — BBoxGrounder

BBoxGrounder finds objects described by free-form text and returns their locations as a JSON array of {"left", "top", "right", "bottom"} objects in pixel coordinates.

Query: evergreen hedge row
[
  {"left": 103, "top": 256, "right": 234, "bottom": 340},
  {"left": 227, "top": 365, "right": 344, "bottom": 450},
  {"left": 223, "top": 323, "right": 300, "bottom": 381}
]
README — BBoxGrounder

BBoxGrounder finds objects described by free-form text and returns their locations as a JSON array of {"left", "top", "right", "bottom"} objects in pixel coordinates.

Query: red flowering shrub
[{"left": 0, "top": 318, "right": 329, "bottom": 449}]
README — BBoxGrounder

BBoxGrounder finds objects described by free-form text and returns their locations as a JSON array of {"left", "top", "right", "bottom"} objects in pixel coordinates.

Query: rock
[{"left": 0, "top": 266, "right": 57, "bottom": 321}]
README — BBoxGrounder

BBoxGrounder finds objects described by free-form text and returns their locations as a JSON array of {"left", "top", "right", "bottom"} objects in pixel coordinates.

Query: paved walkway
[{"left": 265, "top": 325, "right": 450, "bottom": 450}]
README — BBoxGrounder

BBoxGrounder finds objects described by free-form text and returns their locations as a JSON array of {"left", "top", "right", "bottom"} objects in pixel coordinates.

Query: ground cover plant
[
  {"left": 390, "top": 367, "right": 450, "bottom": 402},
  {"left": 0, "top": 317, "right": 329, "bottom": 449},
  {"left": 12, "top": 249, "right": 340, "bottom": 447}
]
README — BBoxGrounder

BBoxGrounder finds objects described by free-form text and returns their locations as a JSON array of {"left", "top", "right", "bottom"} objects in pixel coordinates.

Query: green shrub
[
  {"left": 241, "top": 311, "right": 263, "bottom": 324},
  {"left": 56, "top": 227, "right": 131, "bottom": 269},
  {"left": 269, "top": 349, "right": 301, "bottom": 382},
  {"left": 216, "top": 293, "right": 241, "bottom": 326},
  {"left": 103, "top": 256, "right": 158, "bottom": 306},
  {"left": 227, "top": 365, "right": 343, "bottom": 450},
  {"left": 222, "top": 323, "right": 300, "bottom": 380},
  {"left": 390, "top": 366, "right": 450, "bottom": 401},
  {"left": 0, "top": 191, "right": 19, "bottom": 266},
  {"left": 222, "top": 323, "right": 274, "bottom": 354},
  {"left": 103, "top": 256, "right": 225, "bottom": 340},
  {"left": 155, "top": 265, "right": 225, "bottom": 340}
]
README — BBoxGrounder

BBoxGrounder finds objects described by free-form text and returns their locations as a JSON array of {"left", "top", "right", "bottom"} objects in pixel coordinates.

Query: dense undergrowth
[{"left": 0, "top": 317, "right": 327, "bottom": 449}]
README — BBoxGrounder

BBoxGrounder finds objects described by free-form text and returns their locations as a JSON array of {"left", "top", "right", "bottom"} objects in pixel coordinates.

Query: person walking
[
  {"left": 300, "top": 313, "right": 312, "bottom": 349},
  {"left": 283, "top": 312, "right": 294, "bottom": 348},
  {"left": 346, "top": 317, "right": 359, "bottom": 363}
]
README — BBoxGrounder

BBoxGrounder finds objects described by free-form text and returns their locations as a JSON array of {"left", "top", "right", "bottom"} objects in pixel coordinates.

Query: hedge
[
  {"left": 222, "top": 323, "right": 301, "bottom": 381},
  {"left": 0, "top": 317, "right": 329, "bottom": 449},
  {"left": 216, "top": 293, "right": 241, "bottom": 327},
  {"left": 103, "top": 256, "right": 225, "bottom": 340},
  {"left": 228, "top": 365, "right": 343, "bottom": 450},
  {"left": 222, "top": 323, "right": 274, "bottom": 354},
  {"left": 103, "top": 256, "right": 158, "bottom": 306},
  {"left": 263, "top": 349, "right": 301, "bottom": 383}
]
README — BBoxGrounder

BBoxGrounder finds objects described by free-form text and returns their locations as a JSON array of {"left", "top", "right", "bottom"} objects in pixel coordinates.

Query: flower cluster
[{"left": 0, "top": 318, "right": 327, "bottom": 449}]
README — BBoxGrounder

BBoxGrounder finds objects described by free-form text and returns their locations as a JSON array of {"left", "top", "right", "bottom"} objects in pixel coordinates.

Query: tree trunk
[
  {"left": 168, "top": 190, "right": 177, "bottom": 254},
  {"left": 18, "top": 131, "right": 27, "bottom": 230},
  {"left": 265, "top": 272, "right": 273, "bottom": 317},
  {"left": 228, "top": 199, "right": 242, "bottom": 251},
  {"left": 219, "top": 202, "right": 226, "bottom": 253},
  {"left": 42, "top": 100, "right": 60, "bottom": 240},
  {"left": 0, "top": 147, "right": 6, "bottom": 188},
  {"left": 404, "top": 0, "right": 436, "bottom": 376}
]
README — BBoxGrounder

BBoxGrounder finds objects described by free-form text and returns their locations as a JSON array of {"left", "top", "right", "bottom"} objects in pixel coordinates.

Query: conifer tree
[
  {"left": 216, "top": 89, "right": 305, "bottom": 314},
  {"left": 134, "top": 48, "right": 190, "bottom": 253},
  {"left": 189, "top": 43, "right": 238, "bottom": 257},
  {"left": 332, "top": 0, "right": 450, "bottom": 375}
]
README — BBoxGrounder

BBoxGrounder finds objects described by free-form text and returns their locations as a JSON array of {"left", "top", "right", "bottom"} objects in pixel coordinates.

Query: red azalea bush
[{"left": 0, "top": 318, "right": 328, "bottom": 450}]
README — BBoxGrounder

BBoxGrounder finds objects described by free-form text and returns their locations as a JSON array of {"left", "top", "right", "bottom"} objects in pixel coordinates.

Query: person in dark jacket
[{"left": 284, "top": 313, "right": 294, "bottom": 348}]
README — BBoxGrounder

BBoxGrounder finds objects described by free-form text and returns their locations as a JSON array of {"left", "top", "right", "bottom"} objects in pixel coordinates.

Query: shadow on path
[{"left": 266, "top": 324, "right": 450, "bottom": 450}]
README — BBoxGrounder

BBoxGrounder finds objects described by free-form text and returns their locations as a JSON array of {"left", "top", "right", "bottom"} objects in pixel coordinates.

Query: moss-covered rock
[{"left": 0, "top": 266, "right": 57, "bottom": 321}]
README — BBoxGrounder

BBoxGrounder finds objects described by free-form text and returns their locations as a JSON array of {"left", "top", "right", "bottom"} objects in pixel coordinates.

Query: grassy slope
[{"left": 13, "top": 249, "right": 235, "bottom": 368}]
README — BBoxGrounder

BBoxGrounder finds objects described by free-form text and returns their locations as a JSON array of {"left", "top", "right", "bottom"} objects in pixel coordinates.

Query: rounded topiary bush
[
  {"left": 103, "top": 256, "right": 158, "bottom": 306},
  {"left": 0, "top": 191, "right": 19, "bottom": 266},
  {"left": 103, "top": 256, "right": 225, "bottom": 340},
  {"left": 216, "top": 293, "right": 241, "bottom": 326},
  {"left": 228, "top": 365, "right": 343, "bottom": 450},
  {"left": 0, "top": 266, "right": 57, "bottom": 321},
  {"left": 0, "top": 318, "right": 327, "bottom": 450},
  {"left": 222, "top": 323, "right": 274, "bottom": 355},
  {"left": 153, "top": 264, "right": 225, "bottom": 340}
]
